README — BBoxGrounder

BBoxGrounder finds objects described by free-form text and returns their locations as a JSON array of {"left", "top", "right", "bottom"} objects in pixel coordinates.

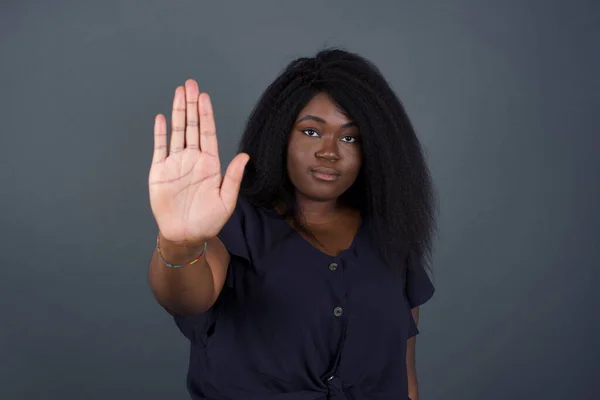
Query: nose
[{"left": 315, "top": 136, "right": 340, "bottom": 162}]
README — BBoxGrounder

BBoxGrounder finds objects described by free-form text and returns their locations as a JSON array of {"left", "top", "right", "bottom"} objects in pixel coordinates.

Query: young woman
[{"left": 148, "top": 49, "right": 436, "bottom": 400}]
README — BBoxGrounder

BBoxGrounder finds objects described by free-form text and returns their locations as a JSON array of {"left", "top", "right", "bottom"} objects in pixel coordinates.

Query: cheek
[
  {"left": 344, "top": 147, "right": 363, "bottom": 175},
  {"left": 296, "top": 139, "right": 314, "bottom": 157},
  {"left": 287, "top": 139, "right": 314, "bottom": 169}
]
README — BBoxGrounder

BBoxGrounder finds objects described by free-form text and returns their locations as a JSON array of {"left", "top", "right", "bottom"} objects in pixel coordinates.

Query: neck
[{"left": 294, "top": 193, "right": 347, "bottom": 225}]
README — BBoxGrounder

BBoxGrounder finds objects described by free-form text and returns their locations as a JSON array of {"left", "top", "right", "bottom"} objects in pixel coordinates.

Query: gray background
[{"left": 1, "top": 0, "right": 598, "bottom": 399}]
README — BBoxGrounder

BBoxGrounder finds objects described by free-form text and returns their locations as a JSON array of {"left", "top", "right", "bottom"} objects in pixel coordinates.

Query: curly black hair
[{"left": 238, "top": 48, "right": 436, "bottom": 275}]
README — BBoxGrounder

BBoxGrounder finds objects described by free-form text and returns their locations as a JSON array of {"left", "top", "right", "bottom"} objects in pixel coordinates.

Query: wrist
[{"left": 157, "top": 233, "right": 208, "bottom": 265}]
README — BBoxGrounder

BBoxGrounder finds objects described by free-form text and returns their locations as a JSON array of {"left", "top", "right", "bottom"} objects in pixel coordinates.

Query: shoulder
[{"left": 217, "top": 196, "right": 287, "bottom": 263}]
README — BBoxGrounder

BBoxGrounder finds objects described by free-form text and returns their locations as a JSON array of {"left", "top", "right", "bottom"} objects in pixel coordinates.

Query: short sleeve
[
  {"left": 171, "top": 311, "right": 213, "bottom": 343},
  {"left": 405, "top": 250, "right": 434, "bottom": 338},
  {"left": 405, "top": 250, "right": 435, "bottom": 309}
]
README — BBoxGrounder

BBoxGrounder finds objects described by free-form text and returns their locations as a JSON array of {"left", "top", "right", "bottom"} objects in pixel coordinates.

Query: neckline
[{"left": 262, "top": 204, "right": 364, "bottom": 259}]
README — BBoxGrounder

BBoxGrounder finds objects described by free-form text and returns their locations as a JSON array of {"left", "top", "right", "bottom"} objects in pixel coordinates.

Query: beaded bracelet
[{"left": 156, "top": 234, "right": 207, "bottom": 268}]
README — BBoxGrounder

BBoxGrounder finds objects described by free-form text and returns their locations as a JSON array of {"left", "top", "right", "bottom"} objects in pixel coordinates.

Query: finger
[
  {"left": 199, "top": 93, "right": 219, "bottom": 158},
  {"left": 220, "top": 153, "right": 250, "bottom": 215},
  {"left": 152, "top": 114, "right": 167, "bottom": 164},
  {"left": 170, "top": 86, "right": 185, "bottom": 154},
  {"left": 184, "top": 79, "right": 200, "bottom": 150}
]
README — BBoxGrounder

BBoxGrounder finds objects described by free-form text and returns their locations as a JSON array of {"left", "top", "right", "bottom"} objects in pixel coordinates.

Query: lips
[{"left": 310, "top": 167, "right": 340, "bottom": 182}]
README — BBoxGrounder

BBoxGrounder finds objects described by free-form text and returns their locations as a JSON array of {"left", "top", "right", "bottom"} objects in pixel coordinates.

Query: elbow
[
  {"left": 157, "top": 292, "right": 215, "bottom": 316},
  {"left": 153, "top": 288, "right": 215, "bottom": 316}
]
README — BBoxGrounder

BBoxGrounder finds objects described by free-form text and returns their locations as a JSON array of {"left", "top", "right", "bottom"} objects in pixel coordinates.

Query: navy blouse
[{"left": 172, "top": 197, "right": 435, "bottom": 400}]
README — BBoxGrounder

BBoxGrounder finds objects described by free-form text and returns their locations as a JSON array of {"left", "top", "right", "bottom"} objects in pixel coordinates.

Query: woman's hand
[{"left": 148, "top": 79, "right": 249, "bottom": 246}]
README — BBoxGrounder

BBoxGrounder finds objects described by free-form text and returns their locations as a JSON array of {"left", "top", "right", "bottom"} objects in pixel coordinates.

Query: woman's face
[{"left": 286, "top": 92, "right": 362, "bottom": 202}]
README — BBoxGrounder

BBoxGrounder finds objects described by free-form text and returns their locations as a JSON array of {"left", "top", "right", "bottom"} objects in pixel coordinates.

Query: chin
[{"left": 295, "top": 185, "right": 348, "bottom": 203}]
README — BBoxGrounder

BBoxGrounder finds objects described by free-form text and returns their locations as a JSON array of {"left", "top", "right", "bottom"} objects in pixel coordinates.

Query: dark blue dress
[{"left": 172, "top": 197, "right": 435, "bottom": 400}]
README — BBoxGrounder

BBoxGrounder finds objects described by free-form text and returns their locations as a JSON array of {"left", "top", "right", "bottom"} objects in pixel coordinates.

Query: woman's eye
[
  {"left": 302, "top": 129, "right": 319, "bottom": 137},
  {"left": 341, "top": 136, "right": 358, "bottom": 143}
]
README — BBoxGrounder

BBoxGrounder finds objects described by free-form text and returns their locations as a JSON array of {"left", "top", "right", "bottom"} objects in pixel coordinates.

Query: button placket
[
  {"left": 324, "top": 257, "right": 347, "bottom": 394},
  {"left": 329, "top": 259, "right": 345, "bottom": 319}
]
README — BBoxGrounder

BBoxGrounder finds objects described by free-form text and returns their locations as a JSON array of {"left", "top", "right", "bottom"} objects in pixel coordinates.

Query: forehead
[{"left": 297, "top": 92, "right": 350, "bottom": 121}]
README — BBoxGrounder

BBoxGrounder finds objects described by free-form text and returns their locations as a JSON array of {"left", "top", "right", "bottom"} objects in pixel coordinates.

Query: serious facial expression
[{"left": 286, "top": 92, "right": 362, "bottom": 202}]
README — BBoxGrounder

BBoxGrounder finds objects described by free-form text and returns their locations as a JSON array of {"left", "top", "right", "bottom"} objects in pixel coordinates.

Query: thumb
[{"left": 220, "top": 152, "right": 250, "bottom": 215}]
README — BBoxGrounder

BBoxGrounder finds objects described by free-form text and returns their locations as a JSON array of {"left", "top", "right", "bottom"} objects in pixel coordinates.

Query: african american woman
[{"left": 148, "top": 49, "right": 436, "bottom": 400}]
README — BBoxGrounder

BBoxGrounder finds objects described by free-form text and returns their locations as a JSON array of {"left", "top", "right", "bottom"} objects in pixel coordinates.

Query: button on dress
[{"left": 171, "top": 197, "right": 435, "bottom": 400}]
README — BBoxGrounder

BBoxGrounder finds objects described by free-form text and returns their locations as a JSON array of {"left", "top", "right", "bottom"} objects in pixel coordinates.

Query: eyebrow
[{"left": 296, "top": 115, "right": 357, "bottom": 128}]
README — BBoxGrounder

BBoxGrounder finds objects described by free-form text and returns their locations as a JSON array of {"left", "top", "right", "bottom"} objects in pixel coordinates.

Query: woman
[{"left": 148, "top": 49, "right": 436, "bottom": 400}]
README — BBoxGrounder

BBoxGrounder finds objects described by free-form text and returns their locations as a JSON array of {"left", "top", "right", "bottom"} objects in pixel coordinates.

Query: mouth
[{"left": 310, "top": 167, "right": 340, "bottom": 182}]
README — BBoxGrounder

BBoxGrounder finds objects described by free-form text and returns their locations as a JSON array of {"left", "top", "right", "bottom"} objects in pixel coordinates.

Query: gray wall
[{"left": 1, "top": 1, "right": 598, "bottom": 399}]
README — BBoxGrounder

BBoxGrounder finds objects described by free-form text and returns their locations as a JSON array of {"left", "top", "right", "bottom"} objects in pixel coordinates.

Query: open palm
[{"left": 148, "top": 79, "right": 249, "bottom": 244}]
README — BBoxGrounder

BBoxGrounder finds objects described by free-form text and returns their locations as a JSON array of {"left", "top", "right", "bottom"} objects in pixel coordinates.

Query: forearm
[
  {"left": 407, "top": 335, "right": 419, "bottom": 400},
  {"left": 148, "top": 233, "right": 216, "bottom": 315},
  {"left": 407, "top": 306, "right": 420, "bottom": 400}
]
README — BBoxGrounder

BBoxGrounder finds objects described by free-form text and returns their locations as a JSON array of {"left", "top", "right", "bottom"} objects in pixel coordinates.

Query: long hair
[{"left": 237, "top": 48, "right": 436, "bottom": 274}]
